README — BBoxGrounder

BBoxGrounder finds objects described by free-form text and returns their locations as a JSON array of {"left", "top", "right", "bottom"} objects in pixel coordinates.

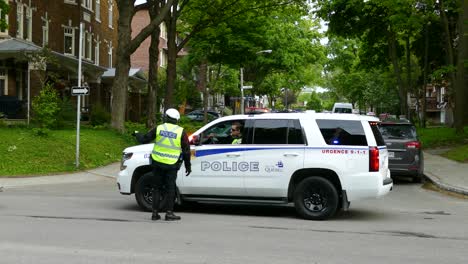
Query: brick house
[{"left": 0, "top": 0, "right": 133, "bottom": 122}]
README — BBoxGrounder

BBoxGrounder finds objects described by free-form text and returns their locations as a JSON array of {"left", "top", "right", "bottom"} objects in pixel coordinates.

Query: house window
[
  {"left": 16, "top": 5, "right": 23, "bottom": 38},
  {"left": 24, "top": 5, "right": 32, "bottom": 41},
  {"left": 0, "top": 8, "right": 8, "bottom": 34},
  {"left": 108, "top": 0, "right": 113, "bottom": 28},
  {"left": 159, "top": 49, "right": 167, "bottom": 68},
  {"left": 95, "top": 0, "right": 101, "bottom": 21},
  {"left": 82, "top": 0, "right": 93, "bottom": 10},
  {"left": 86, "top": 32, "right": 93, "bottom": 60},
  {"left": 42, "top": 13, "right": 50, "bottom": 46},
  {"left": 108, "top": 41, "right": 113, "bottom": 67},
  {"left": 0, "top": 69, "right": 8, "bottom": 96},
  {"left": 64, "top": 26, "right": 75, "bottom": 55},
  {"left": 160, "top": 22, "right": 167, "bottom": 39},
  {"left": 64, "top": 0, "right": 77, "bottom": 4},
  {"left": 94, "top": 36, "right": 100, "bottom": 65}
]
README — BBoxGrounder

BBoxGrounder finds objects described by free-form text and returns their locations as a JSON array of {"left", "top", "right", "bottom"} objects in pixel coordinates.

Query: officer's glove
[{"left": 185, "top": 168, "right": 192, "bottom": 176}]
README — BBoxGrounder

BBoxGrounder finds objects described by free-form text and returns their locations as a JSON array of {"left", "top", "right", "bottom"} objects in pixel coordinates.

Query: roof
[
  {"left": 0, "top": 37, "right": 107, "bottom": 78},
  {"left": 0, "top": 38, "right": 40, "bottom": 53},
  {"left": 102, "top": 68, "right": 147, "bottom": 91}
]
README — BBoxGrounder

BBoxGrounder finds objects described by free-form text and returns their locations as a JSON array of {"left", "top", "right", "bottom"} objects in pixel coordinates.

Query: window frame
[
  {"left": 108, "top": 0, "right": 113, "bottom": 28},
  {"left": 42, "top": 13, "right": 50, "bottom": 47},
  {"left": 95, "top": 0, "right": 101, "bottom": 22},
  {"left": 107, "top": 41, "right": 113, "bottom": 67},
  {"left": 94, "top": 35, "right": 100, "bottom": 65},
  {"left": 82, "top": 0, "right": 93, "bottom": 11},
  {"left": 63, "top": 26, "right": 75, "bottom": 56},
  {"left": 0, "top": 68, "right": 8, "bottom": 96}
]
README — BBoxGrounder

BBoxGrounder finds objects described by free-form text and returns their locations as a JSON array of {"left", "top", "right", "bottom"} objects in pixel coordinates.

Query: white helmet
[{"left": 165, "top": 108, "right": 180, "bottom": 121}]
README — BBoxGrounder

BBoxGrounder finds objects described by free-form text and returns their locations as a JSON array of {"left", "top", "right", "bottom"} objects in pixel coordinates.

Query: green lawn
[
  {"left": 0, "top": 127, "right": 135, "bottom": 177},
  {"left": 418, "top": 126, "right": 468, "bottom": 163},
  {"left": 441, "top": 144, "right": 468, "bottom": 163}
]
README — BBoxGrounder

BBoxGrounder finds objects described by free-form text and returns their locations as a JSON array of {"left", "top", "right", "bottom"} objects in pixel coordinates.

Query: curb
[{"left": 424, "top": 172, "right": 468, "bottom": 196}]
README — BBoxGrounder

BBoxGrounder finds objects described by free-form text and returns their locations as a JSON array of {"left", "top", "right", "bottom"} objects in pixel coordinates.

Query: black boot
[
  {"left": 151, "top": 211, "right": 161, "bottom": 221},
  {"left": 165, "top": 211, "right": 181, "bottom": 221}
]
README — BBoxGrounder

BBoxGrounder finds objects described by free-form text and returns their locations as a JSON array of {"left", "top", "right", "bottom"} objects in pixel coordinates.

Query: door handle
[
  {"left": 227, "top": 153, "right": 241, "bottom": 157},
  {"left": 283, "top": 153, "right": 299, "bottom": 157}
]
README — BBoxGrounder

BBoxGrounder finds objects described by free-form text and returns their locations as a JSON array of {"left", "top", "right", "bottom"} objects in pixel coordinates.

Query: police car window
[
  {"left": 200, "top": 120, "right": 244, "bottom": 145},
  {"left": 316, "top": 119, "right": 367, "bottom": 146},
  {"left": 252, "top": 119, "right": 302, "bottom": 144},
  {"left": 288, "top": 120, "right": 305, "bottom": 144}
]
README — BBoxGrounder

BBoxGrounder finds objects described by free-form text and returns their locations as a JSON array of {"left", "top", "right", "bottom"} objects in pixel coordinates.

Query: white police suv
[{"left": 117, "top": 113, "right": 393, "bottom": 220}]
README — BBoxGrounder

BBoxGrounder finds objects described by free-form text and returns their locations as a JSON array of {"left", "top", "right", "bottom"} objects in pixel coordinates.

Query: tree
[
  {"left": 145, "top": 0, "right": 162, "bottom": 128},
  {"left": 163, "top": 0, "right": 313, "bottom": 112},
  {"left": 314, "top": 0, "right": 429, "bottom": 118},
  {"left": 454, "top": 0, "right": 468, "bottom": 133},
  {"left": 111, "top": 0, "right": 173, "bottom": 132},
  {"left": 0, "top": 0, "right": 9, "bottom": 32}
]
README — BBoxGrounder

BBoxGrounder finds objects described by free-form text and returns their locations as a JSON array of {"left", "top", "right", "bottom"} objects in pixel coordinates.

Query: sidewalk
[
  {"left": 423, "top": 151, "right": 468, "bottom": 196},
  {"left": 0, "top": 163, "right": 120, "bottom": 190}
]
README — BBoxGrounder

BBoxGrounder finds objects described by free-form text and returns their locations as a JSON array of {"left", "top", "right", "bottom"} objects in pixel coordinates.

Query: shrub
[
  {"left": 32, "top": 83, "right": 61, "bottom": 129},
  {"left": 57, "top": 97, "right": 76, "bottom": 129},
  {"left": 31, "top": 127, "right": 50, "bottom": 137},
  {"left": 89, "top": 104, "right": 111, "bottom": 127}
]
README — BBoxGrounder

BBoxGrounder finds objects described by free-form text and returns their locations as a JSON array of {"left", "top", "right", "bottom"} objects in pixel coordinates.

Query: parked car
[
  {"left": 378, "top": 119, "right": 424, "bottom": 182},
  {"left": 332, "top": 102, "right": 353, "bottom": 113},
  {"left": 185, "top": 110, "right": 220, "bottom": 122}
]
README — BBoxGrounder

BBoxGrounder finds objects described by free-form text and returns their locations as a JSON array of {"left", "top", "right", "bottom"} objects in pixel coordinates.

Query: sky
[{"left": 135, "top": 0, "right": 146, "bottom": 4}]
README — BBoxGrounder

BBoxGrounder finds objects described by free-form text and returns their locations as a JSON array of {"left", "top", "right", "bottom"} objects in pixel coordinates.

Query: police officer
[{"left": 141, "top": 108, "right": 191, "bottom": 221}]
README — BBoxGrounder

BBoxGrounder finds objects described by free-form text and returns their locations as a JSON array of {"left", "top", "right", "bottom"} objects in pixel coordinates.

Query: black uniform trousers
[{"left": 151, "top": 164, "right": 178, "bottom": 212}]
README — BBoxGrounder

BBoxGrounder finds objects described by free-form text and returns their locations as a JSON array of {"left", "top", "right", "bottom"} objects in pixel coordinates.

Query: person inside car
[{"left": 231, "top": 121, "right": 243, "bottom": 144}]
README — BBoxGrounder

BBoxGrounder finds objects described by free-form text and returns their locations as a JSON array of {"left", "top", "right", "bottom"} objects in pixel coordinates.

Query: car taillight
[
  {"left": 369, "top": 147, "right": 379, "bottom": 172},
  {"left": 406, "top": 141, "right": 421, "bottom": 149}
]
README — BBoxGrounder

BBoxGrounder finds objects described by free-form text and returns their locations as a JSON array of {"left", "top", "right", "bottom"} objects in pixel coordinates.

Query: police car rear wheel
[
  {"left": 293, "top": 177, "right": 338, "bottom": 220},
  {"left": 135, "top": 173, "right": 153, "bottom": 212}
]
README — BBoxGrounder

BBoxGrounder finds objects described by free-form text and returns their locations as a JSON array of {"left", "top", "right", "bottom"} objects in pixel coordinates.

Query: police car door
[
  {"left": 179, "top": 120, "right": 246, "bottom": 196},
  {"left": 243, "top": 119, "right": 305, "bottom": 198}
]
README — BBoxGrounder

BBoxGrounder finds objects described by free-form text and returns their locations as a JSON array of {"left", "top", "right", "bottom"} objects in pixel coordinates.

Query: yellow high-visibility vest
[{"left": 151, "top": 123, "right": 183, "bottom": 165}]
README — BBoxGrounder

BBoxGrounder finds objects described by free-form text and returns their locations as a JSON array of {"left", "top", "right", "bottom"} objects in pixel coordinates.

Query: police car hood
[{"left": 124, "top": 143, "right": 154, "bottom": 154}]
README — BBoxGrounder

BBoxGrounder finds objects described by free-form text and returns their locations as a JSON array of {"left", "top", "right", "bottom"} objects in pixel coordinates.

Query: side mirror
[{"left": 189, "top": 134, "right": 200, "bottom": 145}]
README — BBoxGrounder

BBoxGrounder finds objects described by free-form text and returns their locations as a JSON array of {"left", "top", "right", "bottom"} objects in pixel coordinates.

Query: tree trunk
[
  {"left": 405, "top": 35, "right": 412, "bottom": 121},
  {"left": 440, "top": 0, "right": 457, "bottom": 127},
  {"left": 421, "top": 23, "right": 429, "bottom": 128},
  {"left": 111, "top": 1, "right": 133, "bottom": 132},
  {"left": 146, "top": 0, "right": 162, "bottom": 128},
  {"left": 111, "top": 0, "right": 173, "bottom": 132},
  {"left": 455, "top": 0, "right": 468, "bottom": 134},
  {"left": 198, "top": 60, "right": 208, "bottom": 122},
  {"left": 388, "top": 31, "right": 407, "bottom": 117},
  {"left": 164, "top": 0, "right": 178, "bottom": 110}
]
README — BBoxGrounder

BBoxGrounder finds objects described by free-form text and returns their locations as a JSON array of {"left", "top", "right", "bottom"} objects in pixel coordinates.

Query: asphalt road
[{"left": 1, "top": 177, "right": 467, "bottom": 264}]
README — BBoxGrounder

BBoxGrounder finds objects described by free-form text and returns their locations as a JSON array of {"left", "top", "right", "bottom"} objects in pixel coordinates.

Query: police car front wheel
[
  {"left": 293, "top": 177, "right": 339, "bottom": 220},
  {"left": 135, "top": 172, "right": 154, "bottom": 212}
]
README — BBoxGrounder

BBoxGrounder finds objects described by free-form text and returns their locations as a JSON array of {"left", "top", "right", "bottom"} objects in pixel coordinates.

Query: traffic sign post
[{"left": 71, "top": 86, "right": 89, "bottom": 96}]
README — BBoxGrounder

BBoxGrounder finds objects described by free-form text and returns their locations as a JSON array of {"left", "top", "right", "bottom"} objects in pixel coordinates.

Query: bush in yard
[
  {"left": 32, "top": 83, "right": 61, "bottom": 129},
  {"left": 57, "top": 97, "right": 76, "bottom": 129},
  {"left": 89, "top": 103, "right": 111, "bottom": 127}
]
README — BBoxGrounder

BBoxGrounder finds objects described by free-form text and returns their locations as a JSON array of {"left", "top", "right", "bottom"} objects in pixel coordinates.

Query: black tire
[
  {"left": 412, "top": 173, "right": 424, "bottom": 183},
  {"left": 135, "top": 173, "right": 154, "bottom": 212},
  {"left": 293, "top": 177, "right": 339, "bottom": 220}
]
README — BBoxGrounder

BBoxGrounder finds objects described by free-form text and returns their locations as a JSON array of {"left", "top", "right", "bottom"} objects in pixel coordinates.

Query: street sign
[
  {"left": 242, "top": 85, "right": 253, "bottom": 89},
  {"left": 71, "top": 86, "right": 89, "bottom": 96}
]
